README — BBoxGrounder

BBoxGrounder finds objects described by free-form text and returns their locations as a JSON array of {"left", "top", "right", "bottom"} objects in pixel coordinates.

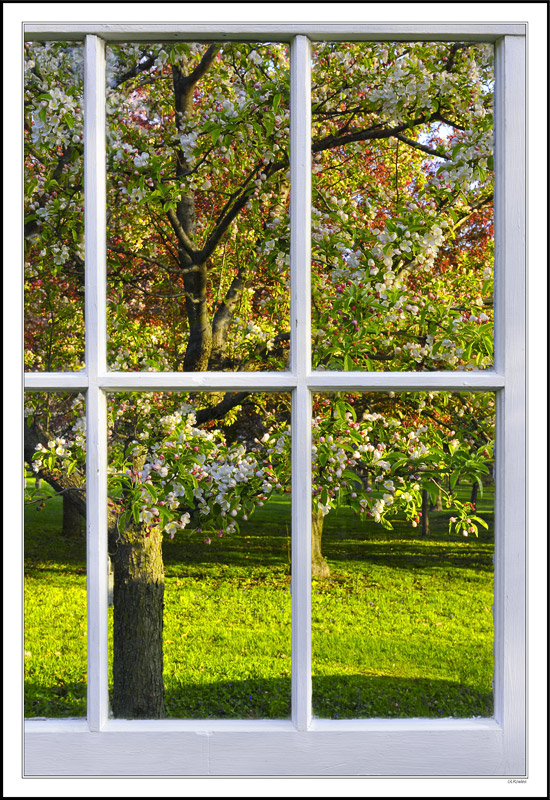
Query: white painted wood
[
  {"left": 493, "top": 35, "right": 527, "bottom": 776},
  {"left": 306, "top": 371, "right": 506, "bottom": 391},
  {"left": 99, "top": 370, "right": 297, "bottom": 391},
  {"left": 84, "top": 35, "right": 109, "bottom": 732},
  {"left": 23, "top": 372, "right": 89, "bottom": 391},
  {"left": 291, "top": 384, "right": 312, "bottom": 731},
  {"left": 24, "top": 23, "right": 526, "bottom": 42},
  {"left": 290, "top": 36, "right": 313, "bottom": 731},
  {"left": 290, "top": 35, "right": 312, "bottom": 378},
  {"left": 24, "top": 369, "right": 504, "bottom": 393},
  {"left": 84, "top": 34, "right": 107, "bottom": 381},
  {"left": 25, "top": 720, "right": 504, "bottom": 776}
]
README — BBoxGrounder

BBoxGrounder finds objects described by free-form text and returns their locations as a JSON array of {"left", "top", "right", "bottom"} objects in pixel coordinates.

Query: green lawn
[{"left": 24, "top": 486, "right": 494, "bottom": 719}]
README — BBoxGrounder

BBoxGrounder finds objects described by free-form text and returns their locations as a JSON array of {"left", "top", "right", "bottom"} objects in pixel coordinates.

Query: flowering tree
[{"left": 25, "top": 39, "right": 494, "bottom": 717}]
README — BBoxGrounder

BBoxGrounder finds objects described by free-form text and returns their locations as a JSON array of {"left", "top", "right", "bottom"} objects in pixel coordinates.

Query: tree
[{"left": 25, "top": 39, "right": 495, "bottom": 717}]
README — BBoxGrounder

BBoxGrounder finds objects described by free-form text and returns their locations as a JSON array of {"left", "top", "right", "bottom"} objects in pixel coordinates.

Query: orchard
[{"left": 25, "top": 39, "right": 495, "bottom": 717}]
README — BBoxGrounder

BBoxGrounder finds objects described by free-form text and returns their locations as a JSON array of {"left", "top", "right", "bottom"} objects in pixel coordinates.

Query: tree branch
[
  {"left": 165, "top": 205, "right": 198, "bottom": 257},
  {"left": 109, "top": 50, "right": 158, "bottom": 89},
  {"left": 394, "top": 133, "right": 451, "bottom": 161},
  {"left": 312, "top": 112, "right": 437, "bottom": 155}
]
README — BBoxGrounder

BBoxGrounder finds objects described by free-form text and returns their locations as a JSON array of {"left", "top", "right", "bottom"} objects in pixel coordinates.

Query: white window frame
[{"left": 22, "top": 22, "right": 526, "bottom": 777}]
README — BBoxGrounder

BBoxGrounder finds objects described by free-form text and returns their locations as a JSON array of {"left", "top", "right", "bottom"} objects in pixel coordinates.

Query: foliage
[{"left": 25, "top": 38, "right": 496, "bottom": 545}]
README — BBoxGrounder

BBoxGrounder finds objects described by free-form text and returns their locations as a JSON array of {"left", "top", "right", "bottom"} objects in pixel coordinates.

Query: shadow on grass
[
  {"left": 322, "top": 536, "right": 494, "bottom": 574},
  {"left": 25, "top": 674, "right": 492, "bottom": 721},
  {"left": 162, "top": 673, "right": 492, "bottom": 719},
  {"left": 26, "top": 494, "right": 493, "bottom": 576},
  {"left": 311, "top": 674, "right": 493, "bottom": 719},
  {"left": 24, "top": 679, "right": 87, "bottom": 718}
]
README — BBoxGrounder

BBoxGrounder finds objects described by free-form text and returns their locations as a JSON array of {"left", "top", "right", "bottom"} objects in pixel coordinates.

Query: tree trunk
[
  {"left": 470, "top": 480, "right": 479, "bottom": 508},
  {"left": 436, "top": 484, "right": 443, "bottom": 511},
  {"left": 112, "top": 523, "right": 165, "bottom": 719},
  {"left": 312, "top": 509, "right": 331, "bottom": 579},
  {"left": 421, "top": 489, "right": 430, "bottom": 537},
  {"left": 429, "top": 481, "right": 443, "bottom": 511},
  {"left": 62, "top": 494, "right": 84, "bottom": 538}
]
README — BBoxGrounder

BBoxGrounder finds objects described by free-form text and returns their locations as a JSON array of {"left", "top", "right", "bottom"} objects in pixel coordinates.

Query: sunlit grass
[{"left": 24, "top": 485, "right": 494, "bottom": 719}]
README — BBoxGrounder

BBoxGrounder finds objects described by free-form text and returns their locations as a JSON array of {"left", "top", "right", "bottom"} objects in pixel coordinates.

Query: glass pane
[
  {"left": 106, "top": 43, "right": 290, "bottom": 372},
  {"left": 107, "top": 391, "right": 291, "bottom": 718},
  {"left": 311, "top": 42, "right": 494, "bottom": 371},
  {"left": 311, "top": 391, "right": 495, "bottom": 718},
  {"left": 24, "top": 392, "right": 87, "bottom": 717},
  {"left": 24, "top": 43, "right": 85, "bottom": 372}
]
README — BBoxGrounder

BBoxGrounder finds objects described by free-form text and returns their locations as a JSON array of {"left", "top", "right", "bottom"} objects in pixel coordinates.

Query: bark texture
[
  {"left": 112, "top": 523, "right": 165, "bottom": 719},
  {"left": 312, "top": 509, "right": 331, "bottom": 579},
  {"left": 62, "top": 494, "right": 84, "bottom": 538}
]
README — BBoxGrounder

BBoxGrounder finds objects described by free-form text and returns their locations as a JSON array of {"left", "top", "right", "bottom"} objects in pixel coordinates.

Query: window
[{"left": 18, "top": 19, "right": 528, "bottom": 779}]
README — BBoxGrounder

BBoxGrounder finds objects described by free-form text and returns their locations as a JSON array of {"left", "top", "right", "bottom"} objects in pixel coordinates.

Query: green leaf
[
  {"left": 264, "top": 114, "right": 275, "bottom": 137},
  {"left": 117, "top": 512, "right": 127, "bottom": 533},
  {"left": 185, "top": 484, "right": 195, "bottom": 505},
  {"left": 342, "top": 469, "right": 360, "bottom": 484},
  {"left": 251, "top": 121, "right": 264, "bottom": 139},
  {"left": 210, "top": 125, "right": 222, "bottom": 146},
  {"left": 272, "top": 93, "right": 282, "bottom": 113}
]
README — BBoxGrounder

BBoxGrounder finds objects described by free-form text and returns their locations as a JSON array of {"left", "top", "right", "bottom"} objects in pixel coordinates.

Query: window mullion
[
  {"left": 84, "top": 34, "right": 109, "bottom": 732},
  {"left": 290, "top": 34, "right": 313, "bottom": 731}
]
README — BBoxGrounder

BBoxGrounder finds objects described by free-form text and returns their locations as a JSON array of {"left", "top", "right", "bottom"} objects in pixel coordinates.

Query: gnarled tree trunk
[
  {"left": 112, "top": 523, "right": 165, "bottom": 719},
  {"left": 62, "top": 494, "right": 84, "bottom": 538},
  {"left": 312, "top": 509, "right": 330, "bottom": 579}
]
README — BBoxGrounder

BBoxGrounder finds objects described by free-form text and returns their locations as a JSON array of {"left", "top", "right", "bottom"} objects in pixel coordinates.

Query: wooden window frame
[{"left": 21, "top": 22, "right": 526, "bottom": 777}]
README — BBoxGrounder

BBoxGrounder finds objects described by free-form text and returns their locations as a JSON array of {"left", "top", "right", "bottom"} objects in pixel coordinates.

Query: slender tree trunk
[
  {"left": 312, "top": 509, "right": 330, "bottom": 578},
  {"left": 421, "top": 489, "right": 430, "bottom": 537},
  {"left": 112, "top": 523, "right": 165, "bottom": 719},
  {"left": 436, "top": 484, "right": 443, "bottom": 511},
  {"left": 62, "top": 494, "right": 84, "bottom": 538},
  {"left": 430, "top": 481, "right": 443, "bottom": 511},
  {"left": 470, "top": 480, "right": 479, "bottom": 508}
]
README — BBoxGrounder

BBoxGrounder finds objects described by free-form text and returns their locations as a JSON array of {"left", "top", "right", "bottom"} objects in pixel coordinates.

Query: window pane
[
  {"left": 24, "top": 392, "right": 87, "bottom": 717},
  {"left": 106, "top": 43, "right": 290, "bottom": 372},
  {"left": 24, "top": 43, "right": 85, "bottom": 372},
  {"left": 311, "top": 42, "right": 494, "bottom": 371},
  {"left": 107, "top": 391, "right": 291, "bottom": 718},
  {"left": 311, "top": 391, "right": 495, "bottom": 718}
]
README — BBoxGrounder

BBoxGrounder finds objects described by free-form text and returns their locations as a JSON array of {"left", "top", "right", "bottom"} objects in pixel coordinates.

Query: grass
[{"left": 24, "top": 484, "right": 494, "bottom": 720}]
